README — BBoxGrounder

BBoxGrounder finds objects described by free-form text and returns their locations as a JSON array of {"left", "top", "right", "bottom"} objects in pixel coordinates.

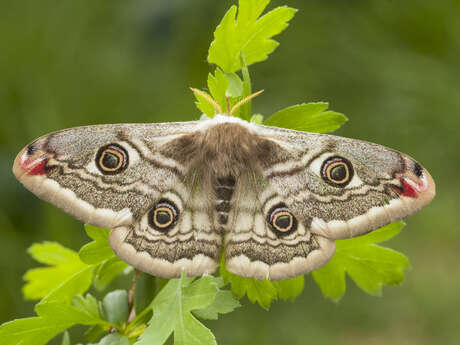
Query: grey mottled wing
[
  {"left": 13, "top": 122, "right": 221, "bottom": 277},
  {"left": 13, "top": 116, "right": 435, "bottom": 281},
  {"left": 224, "top": 124, "right": 434, "bottom": 281},
  {"left": 224, "top": 173, "right": 335, "bottom": 281},
  {"left": 253, "top": 124, "right": 435, "bottom": 240}
]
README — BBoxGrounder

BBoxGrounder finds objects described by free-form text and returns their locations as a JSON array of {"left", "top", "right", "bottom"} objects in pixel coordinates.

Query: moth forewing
[{"left": 13, "top": 116, "right": 435, "bottom": 280}]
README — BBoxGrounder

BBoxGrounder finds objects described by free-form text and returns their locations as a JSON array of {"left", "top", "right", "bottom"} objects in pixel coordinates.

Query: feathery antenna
[
  {"left": 230, "top": 89, "right": 264, "bottom": 116},
  {"left": 190, "top": 87, "right": 223, "bottom": 114},
  {"left": 190, "top": 87, "right": 264, "bottom": 116}
]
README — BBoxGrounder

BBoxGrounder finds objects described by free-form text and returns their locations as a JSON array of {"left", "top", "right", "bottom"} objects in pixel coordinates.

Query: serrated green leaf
[
  {"left": 94, "top": 256, "right": 130, "bottom": 291},
  {"left": 220, "top": 257, "right": 304, "bottom": 309},
  {"left": 273, "top": 275, "right": 304, "bottom": 301},
  {"left": 193, "top": 90, "right": 217, "bottom": 117},
  {"left": 28, "top": 242, "right": 78, "bottom": 266},
  {"left": 136, "top": 274, "right": 222, "bottom": 345},
  {"left": 136, "top": 305, "right": 174, "bottom": 345},
  {"left": 234, "top": 276, "right": 277, "bottom": 310},
  {"left": 4, "top": 239, "right": 103, "bottom": 345},
  {"left": 264, "top": 103, "right": 348, "bottom": 133},
  {"left": 102, "top": 290, "right": 129, "bottom": 326},
  {"left": 208, "top": 0, "right": 297, "bottom": 72},
  {"left": 79, "top": 225, "right": 114, "bottom": 265},
  {"left": 193, "top": 290, "right": 241, "bottom": 320},
  {"left": 38, "top": 266, "right": 94, "bottom": 305},
  {"left": 181, "top": 276, "right": 221, "bottom": 311},
  {"left": 73, "top": 294, "right": 101, "bottom": 321},
  {"left": 79, "top": 224, "right": 129, "bottom": 291},
  {"left": 85, "top": 224, "right": 111, "bottom": 242},
  {"left": 220, "top": 260, "right": 277, "bottom": 310},
  {"left": 225, "top": 72, "right": 243, "bottom": 97},
  {"left": 311, "top": 258, "right": 345, "bottom": 301},
  {"left": 35, "top": 301, "right": 105, "bottom": 326},
  {"left": 0, "top": 317, "right": 70, "bottom": 345},
  {"left": 337, "top": 221, "right": 404, "bottom": 248},
  {"left": 79, "top": 241, "right": 114, "bottom": 265},
  {"left": 312, "top": 222, "right": 409, "bottom": 301},
  {"left": 174, "top": 313, "right": 216, "bottom": 345},
  {"left": 207, "top": 68, "right": 228, "bottom": 112},
  {"left": 0, "top": 298, "right": 109, "bottom": 345},
  {"left": 23, "top": 242, "right": 91, "bottom": 301},
  {"left": 98, "top": 334, "right": 130, "bottom": 345},
  {"left": 195, "top": 70, "right": 245, "bottom": 117}
]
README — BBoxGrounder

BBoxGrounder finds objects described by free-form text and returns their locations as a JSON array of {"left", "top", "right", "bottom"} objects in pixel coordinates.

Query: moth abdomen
[{"left": 214, "top": 175, "right": 236, "bottom": 226}]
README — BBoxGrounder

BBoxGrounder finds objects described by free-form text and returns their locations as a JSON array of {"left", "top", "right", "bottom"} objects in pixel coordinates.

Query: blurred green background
[{"left": 1, "top": 0, "right": 458, "bottom": 344}]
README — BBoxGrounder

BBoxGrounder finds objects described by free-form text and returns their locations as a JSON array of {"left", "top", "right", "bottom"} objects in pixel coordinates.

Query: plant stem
[
  {"left": 127, "top": 269, "right": 142, "bottom": 323},
  {"left": 240, "top": 53, "right": 252, "bottom": 120}
]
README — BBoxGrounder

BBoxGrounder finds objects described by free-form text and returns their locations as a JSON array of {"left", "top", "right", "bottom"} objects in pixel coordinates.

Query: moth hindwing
[{"left": 13, "top": 115, "right": 435, "bottom": 280}]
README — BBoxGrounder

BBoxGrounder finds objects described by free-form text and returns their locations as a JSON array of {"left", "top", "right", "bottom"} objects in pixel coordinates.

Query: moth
[{"left": 12, "top": 113, "right": 435, "bottom": 281}]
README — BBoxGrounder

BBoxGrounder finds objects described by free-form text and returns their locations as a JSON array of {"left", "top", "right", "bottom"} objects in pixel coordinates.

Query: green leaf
[
  {"left": 181, "top": 276, "right": 220, "bottom": 311},
  {"left": 226, "top": 275, "right": 277, "bottom": 310},
  {"left": 136, "top": 274, "right": 224, "bottom": 345},
  {"left": 28, "top": 242, "right": 78, "bottom": 266},
  {"left": 312, "top": 222, "right": 409, "bottom": 301},
  {"left": 102, "top": 290, "right": 129, "bottom": 326},
  {"left": 208, "top": 0, "right": 297, "bottom": 72},
  {"left": 79, "top": 226, "right": 114, "bottom": 265},
  {"left": 225, "top": 72, "right": 243, "bottom": 97},
  {"left": 79, "top": 224, "right": 129, "bottom": 291},
  {"left": 94, "top": 256, "right": 130, "bottom": 291},
  {"left": 207, "top": 68, "right": 228, "bottom": 113},
  {"left": 220, "top": 257, "right": 303, "bottom": 309},
  {"left": 98, "top": 334, "right": 131, "bottom": 345},
  {"left": 2, "top": 239, "right": 106, "bottom": 345},
  {"left": 193, "top": 290, "right": 241, "bottom": 320},
  {"left": 0, "top": 299, "right": 109, "bottom": 345},
  {"left": 220, "top": 260, "right": 277, "bottom": 310},
  {"left": 38, "top": 266, "right": 94, "bottom": 305},
  {"left": 264, "top": 102, "right": 348, "bottom": 133},
  {"left": 23, "top": 242, "right": 92, "bottom": 301},
  {"left": 273, "top": 276, "right": 305, "bottom": 301},
  {"left": 193, "top": 90, "right": 216, "bottom": 117},
  {"left": 73, "top": 294, "right": 102, "bottom": 321},
  {"left": 0, "top": 316, "right": 70, "bottom": 345},
  {"left": 35, "top": 301, "right": 105, "bottom": 326},
  {"left": 311, "top": 259, "right": 345, "bottom": 301},
  {"left": 194, "top": 69, "right": 245, "bottom": 117},
  {"left": 174, "top": 313, "right": 215, "bottom": 345}
]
